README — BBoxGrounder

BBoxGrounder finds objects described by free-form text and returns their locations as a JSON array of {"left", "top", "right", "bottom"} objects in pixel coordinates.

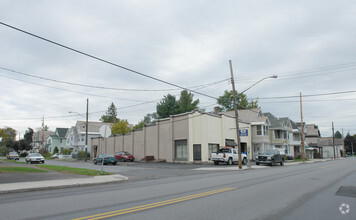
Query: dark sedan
[
  {"left": 255, "top": 149, "right": 285, "bottom": 166},
  {"left": 94, "top": 154, "right": 118, "bottom": 165}
]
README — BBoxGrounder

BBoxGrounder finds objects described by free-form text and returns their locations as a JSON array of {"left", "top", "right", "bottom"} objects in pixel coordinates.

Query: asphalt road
[{"left": 0, "top": 158, "right": 355, "bottom": 220}]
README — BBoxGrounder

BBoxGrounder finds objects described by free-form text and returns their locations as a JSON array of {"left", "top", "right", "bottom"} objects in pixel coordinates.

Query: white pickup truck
[{"left": 210, "top": 147, "right": 247, "bottom": 165}]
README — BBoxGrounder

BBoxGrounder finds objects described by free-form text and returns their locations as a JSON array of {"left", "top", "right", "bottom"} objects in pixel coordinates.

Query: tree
[
  {"left": 335, "top": 130, "right": 342, "bottom": 139},
  {"left": 0, "top": 127, "right": 17, "bottom": 142},
  {"left": 176, "top": 90, "right": 200, "bottom": 113},
  {"left": 100, "top": 102, "right": 118, "bottom": 123},
  {"left": 112, "top": 119, "right": 131, "bottom": 135},
  {"left": 18, "top": 139, "right": 32, "bottom": 151},
  {"left": 156, "top": 94, "right": 178, "bottom": 119},
  {"left": 156, "top": 90, "right": 200, "bottom": 119},
  {"left": 217, "top": 90, "right": 259, "bottom": 111},
  {"left": 143, "top": 113, "right": 158, "bottom": 124},
  {"left": 24, "top": 128, "right": 34, "bottom": 143},
  {"left": 344, "top": 133, "right": 355, "bottom": 154},
  {"left": 133, "top": 121, "right": 146, "bottom": 130}
]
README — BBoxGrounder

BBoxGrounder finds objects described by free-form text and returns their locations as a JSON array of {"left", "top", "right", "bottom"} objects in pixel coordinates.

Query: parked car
[
  {"left": 7, "top": 152, "right": 19, "bottom": 160},
  {"left": 51, "top": 153, "right": 59, "bottom": 159},
  {"left": 114, "top": 151, "right": 135, "bottom": 162},
  {"left": 25, "top": 153, "right": 45, "bottom": 164},
  {"left": 94, "top": 154, "right": 118, "bottom": 165},
  {"left": 286, "top": 154, "right": 294, "bottom": 160},
  {"left": 210, "top": 147, "right": 247, "bottom": 165},
  {"left": 255, "top": 149, "right": 284, "bottom": 166}
]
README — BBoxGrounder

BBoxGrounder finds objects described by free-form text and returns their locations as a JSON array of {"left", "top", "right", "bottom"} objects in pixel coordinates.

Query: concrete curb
[{"left": 0, "top": 174, "right": 128, "bottom": 194}]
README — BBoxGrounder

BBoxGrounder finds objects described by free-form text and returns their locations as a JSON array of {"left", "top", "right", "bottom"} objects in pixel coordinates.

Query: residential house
[
  {"left": 263, "top": 113, "right": 291, "bottom": 153},
  {"left": 221, "top": 108, "right": 270, "bottom": 160},
  {"left": 280, "top": 118, "right": 303, "bottom": 158},
  {"left": 318, "top": 137, "right": 344, "bottom": 159},
  {"left": 32, "top": 130, "right": 55, "bottom": 153},
  {"left": 46, "top": 128, "right": 68, "bottom": 153},
  {"left": 65, "top": 121, "right": 112, "bottom": 154},
  {"left": 91, "top": 110, "right": 251, "bottom": 163},
  {"left": 305, "top": 124, "right": 321, "bottom": 158}
]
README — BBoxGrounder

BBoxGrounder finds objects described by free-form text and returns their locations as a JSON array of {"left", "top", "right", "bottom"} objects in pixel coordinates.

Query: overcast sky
[{"left": 1, "top": 0, "right": 356, "bottom": 138}]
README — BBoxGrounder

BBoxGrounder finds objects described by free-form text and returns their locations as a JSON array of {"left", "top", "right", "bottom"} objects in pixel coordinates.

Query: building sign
[{"left": 239, "top": 129, "right": 248, "bottom": 136}]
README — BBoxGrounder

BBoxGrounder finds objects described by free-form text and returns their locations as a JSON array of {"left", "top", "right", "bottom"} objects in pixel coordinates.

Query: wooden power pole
[
  {"left": 229, "top": 60, "right": 242, "bottom": 169},
  {"left": 300, "top": 93, "right": 305, "bottom": 162}
]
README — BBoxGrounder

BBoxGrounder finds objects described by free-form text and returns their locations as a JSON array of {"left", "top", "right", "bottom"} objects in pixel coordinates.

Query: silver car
[
  {"left": 7, "top": 152, "right": 19, "bottom": 160},
  {"left": 25, "top": 153, "right": 45, "bottom": 164}
]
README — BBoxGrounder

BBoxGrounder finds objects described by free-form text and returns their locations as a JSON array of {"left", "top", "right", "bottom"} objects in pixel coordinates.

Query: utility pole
[
  {"left": 332, "top": 122, "right": 335, "bottom": 160},
  {"left": 229, "top": 60, "right": 242, "bottom": 169},
  {"left": 342, "top": 128, "right": 345, "bottom": 158},
  {"left": 42, "top": 116, "right": 44, "bottom": 155},
  {"left": 85, "top": 98, "right": 89, "bottom": 162},
  {"left": 300, "top": 93, "right": 305, "bottom": 162},
  {"left": 351, "top": 142, "right": 354, "bottom": 156}
]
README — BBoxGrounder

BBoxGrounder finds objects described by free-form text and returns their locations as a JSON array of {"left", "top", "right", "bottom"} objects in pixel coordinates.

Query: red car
[{"left": 114, "top": 151, "right": 135, "bottom": 162}]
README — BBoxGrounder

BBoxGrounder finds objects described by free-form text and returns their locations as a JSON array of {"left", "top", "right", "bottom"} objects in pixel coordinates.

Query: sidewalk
[{"left": 0, "top": 174, "right": 128, "bottom": 194}]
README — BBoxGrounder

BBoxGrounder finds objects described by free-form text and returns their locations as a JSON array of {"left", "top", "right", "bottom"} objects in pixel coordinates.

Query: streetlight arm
[
  {"left": 68, "top": 111, "right": 85, "bottom": 118},
  {"left": 240, "top": 75, "right": 277, "bottom": 94}
]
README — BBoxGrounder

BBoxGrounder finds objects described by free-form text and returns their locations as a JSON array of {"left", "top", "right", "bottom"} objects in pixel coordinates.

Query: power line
[
  {"left": 0, "top": 21, "right": 218, "bottom": 100},
  {"left": 0, "top": 66, "right": 229, "bottom": 92},
  {"left": 256, "top": 90, "right": 356, "bottom": 100},
  {"left": 235, "top": 61, "right": 356, "bottom": 82},
  {"left": 0, "top": 74, "right": 147, "bottom": 102}
]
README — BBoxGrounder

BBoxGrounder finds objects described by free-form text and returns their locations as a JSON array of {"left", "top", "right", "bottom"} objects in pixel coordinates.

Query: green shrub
[
  {"left": 43, "top": 152, "right": 52, "bottom": 159},
  {"left": 53, "top": 146, "right": 59, "bottom": 154},
  {"left": 62, "top": 149, "right": 72, "bottom": 155},
  {"left": 20, "top": 152, "right": 28, "bottom": 157},
  {"left": 77, "top": 151, "right": 89, "bottom": 160}
]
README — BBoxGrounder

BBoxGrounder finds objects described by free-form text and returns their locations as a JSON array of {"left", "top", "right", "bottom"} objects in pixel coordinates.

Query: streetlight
[
  {"left": 229, "top": 60, "right": 277, "bottom": 169},
  {"left": 68, "top": 98, "right": 89, "bottom": 162},
  {"left": 240, "top": 75, "right": 278, "bottom": 94}
]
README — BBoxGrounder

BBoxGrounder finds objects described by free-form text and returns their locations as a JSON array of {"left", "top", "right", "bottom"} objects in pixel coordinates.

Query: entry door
[{"left": 193, "top": 144, "right": 201, "bottom": 161}]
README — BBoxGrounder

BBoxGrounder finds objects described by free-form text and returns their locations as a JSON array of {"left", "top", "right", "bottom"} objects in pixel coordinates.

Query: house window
[
  {"left": 208, "top": 144, "right": 219, "bottom": 157},
  {"left": 293, "top": 134, "right": 300, "bottom": 141},
  {"left": 257, "top": 125, "right": 262, "bottom": 135},
  {"left": 274, "top": 130, "right": 281, "bottom": 139},
  {"left": 60, "top": 139, "right": 62, "bottom": 144},
  {"left": 175, "top": 140, "right": 187, "bottom": 161},
  {"left": 264, "top": 126, "right": 268, "bottom": 136}
]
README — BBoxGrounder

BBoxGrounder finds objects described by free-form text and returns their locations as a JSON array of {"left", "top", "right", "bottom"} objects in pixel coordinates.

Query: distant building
[
  {"left": 65, "top": 121, "right": 112, "bottom": 154},
  {"left": 32, "top": 130, "right": 55, "bottom": 153},
  {"left": 46, "top": 128, "right": 68, "bottom": 153}
]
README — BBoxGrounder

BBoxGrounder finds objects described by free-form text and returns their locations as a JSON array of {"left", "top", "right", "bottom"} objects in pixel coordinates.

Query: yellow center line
[
  {"left": 73, "top": 187, "right": 237, "bottom": 220},
  {"left": 319, "top": 162, "right": 344, "bottom": 169}
]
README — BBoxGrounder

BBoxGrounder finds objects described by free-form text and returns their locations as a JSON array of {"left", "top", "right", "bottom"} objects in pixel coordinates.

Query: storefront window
[{"left": 175, "top": 140, "right": 187, "bottom": 161}]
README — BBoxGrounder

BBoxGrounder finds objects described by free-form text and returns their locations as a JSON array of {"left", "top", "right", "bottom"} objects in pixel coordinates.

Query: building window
[
  {"left": 60, "top": 139, "right": 62, "bottom": 143},
  {"left": 208, "top": 144, "right": 219, "bottom": 157},
  {"left": 257, "top": 125, "right": 262, "bottom": 135},
  {"left": 293, "top": 134, "right": 300, "bottom": 141},
  {"left": 175, "top": 140, "right": 187, "bottom": 161},
  {"left": 264, "top": 126, "right": 268, "bottom": 136},
  {"left": 274, "top": 130, "right": 281, "bottom": 139}
]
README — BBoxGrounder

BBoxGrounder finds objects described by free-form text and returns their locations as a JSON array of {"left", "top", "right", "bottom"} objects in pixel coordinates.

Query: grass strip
[
  {"left": 0, "top": 167, "right": 48, "bottom": 173},
  {"left": 293, "top": 158, "right": 310, "bottom": 162},
  {"left": 0, "top": 159, "right": 28, "bottom": 164},
  {"left": 35, "top": 165, "right": 111, "bottom": 176}
]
